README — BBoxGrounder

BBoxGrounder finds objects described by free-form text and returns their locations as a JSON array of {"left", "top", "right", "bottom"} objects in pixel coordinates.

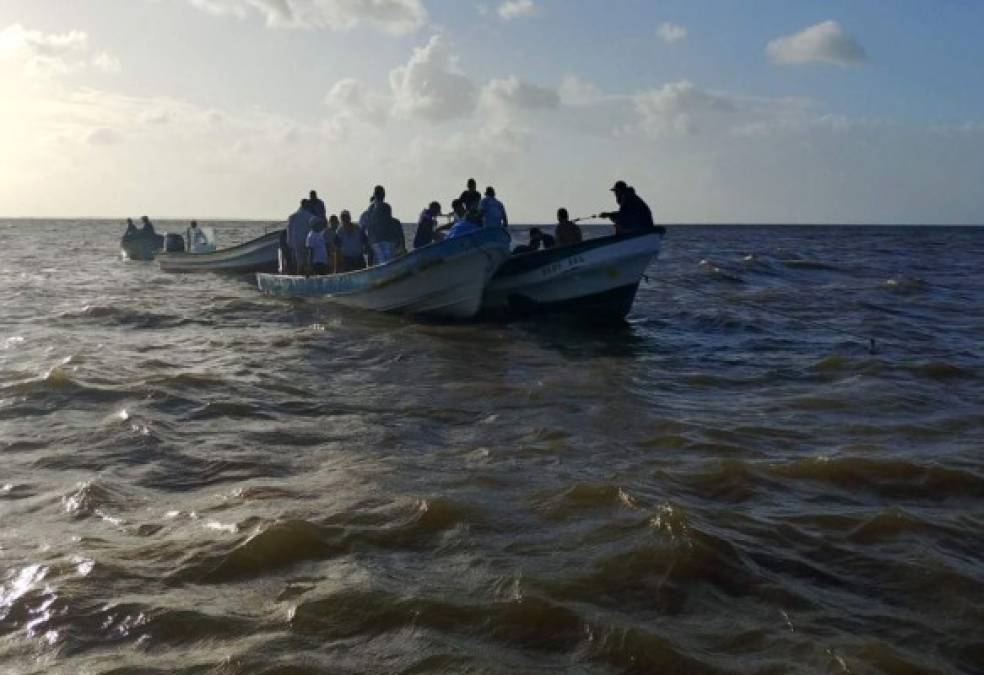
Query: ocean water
[{"left": 1, "top": 220, "right": 982, "bottom": 675}]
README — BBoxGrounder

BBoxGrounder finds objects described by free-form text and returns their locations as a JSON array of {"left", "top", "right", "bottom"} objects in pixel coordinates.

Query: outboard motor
[{"left": 164, "top": 233, "right": 185, "bottom": 253}]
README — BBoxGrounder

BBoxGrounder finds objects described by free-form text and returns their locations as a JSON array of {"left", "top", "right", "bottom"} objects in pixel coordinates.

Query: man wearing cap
[{"left": 600, "top": 180, "right": 656, "bottom": 235}]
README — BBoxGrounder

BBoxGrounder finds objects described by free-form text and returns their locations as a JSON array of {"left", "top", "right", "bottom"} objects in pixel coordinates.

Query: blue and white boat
[
  {"left": 256, "top": 228, "right": 511, "bottom": 319},
  {"left": 482, "top": 228, "right": 664, "bottom": 321}
]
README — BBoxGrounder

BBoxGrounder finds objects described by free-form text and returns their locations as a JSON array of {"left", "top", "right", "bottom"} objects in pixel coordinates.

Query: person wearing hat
[{"left": 600, "top": 180, "right": 655, "bottom": 235}]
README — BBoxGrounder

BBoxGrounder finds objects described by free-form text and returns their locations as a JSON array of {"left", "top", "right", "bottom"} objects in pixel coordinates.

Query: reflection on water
[{"left": 1, "top": 220, "right": 982, "bottom": 674}]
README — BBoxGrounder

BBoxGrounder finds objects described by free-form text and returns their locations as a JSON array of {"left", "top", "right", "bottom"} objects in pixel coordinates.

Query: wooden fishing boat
[
  {"left": 158, "top": 231, "right": 281, "bottom": 274},
  {"left": 482, "top": 228, "right": 664, "bottom": 321},
  {"left": 256, "top": 228, "right": 511, "bottom": 319}
]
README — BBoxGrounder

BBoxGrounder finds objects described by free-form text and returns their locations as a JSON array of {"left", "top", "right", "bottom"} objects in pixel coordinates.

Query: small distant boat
[
  {"left": 159, "top": 230, "right": 281, "bottom": 274},
  {"left": 120, "top": 230, "right": 164, "bottom": 261},
  {"left": 257, "top": 228, "right": 511, "bottom": 319},
  {"left": 482, "top": 229, "right": 664, "bottom": 321}
]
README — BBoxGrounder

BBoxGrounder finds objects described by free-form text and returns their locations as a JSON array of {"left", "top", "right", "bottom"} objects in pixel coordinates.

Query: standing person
[
  {"left": 600, "top": 180, "right": 656, "bottom": 234},
  {"left": 186, "top": 220, "right": 206, "bottom": 251},
  {"left": 459, "top": 178, "right": 481, "bottom": 210},
  {"left": 479, "top": 186, "right": 508, "bottom": 229},
  {"left": 308, "top": 190, "right": 326, "bottom": 219},
  {"left": 326, "top": 214, "right": 340, "bottom": 273},
  {"left": 306, "top": 220, "right": 330, "bottom": 275},
  {"left": 123, "top": 218, "right": 137, "bottom": 237},
  {"left": 334, "top": 210, "right": 369, "bottom": 272},
  {"left": 413, "top": 201, "right": 443, "bottom": 248},
  {"left": 554, "top": 208, "right": 582, "bottom": 247},
  {"left": 364, "top": 185, "right": 400, "bottom": 265},
  {"left": 286, "top": 199, "right": 313, "bottom": 274}
]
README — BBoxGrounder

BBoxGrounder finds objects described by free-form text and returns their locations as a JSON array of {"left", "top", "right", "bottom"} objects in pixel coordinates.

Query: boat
[
  {"left": 120, "top": 229, "right": 164, "bottom": 261},
  {"left": 256, "top": 228, "right": 511, "bottom": 319},
  {"left": 158, "top": 230, "right": 281, "bottom": 274},
  {"left": 482, "top": 228, "right": 664, "bottom": 321}
]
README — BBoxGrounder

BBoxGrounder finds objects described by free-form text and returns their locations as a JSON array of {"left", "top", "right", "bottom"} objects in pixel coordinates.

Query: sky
[{"left": 1, "top": 0, "right": 983, "bottom": 223}]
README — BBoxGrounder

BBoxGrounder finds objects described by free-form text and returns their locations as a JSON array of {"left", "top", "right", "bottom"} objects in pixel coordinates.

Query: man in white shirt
[{"left": 480, "top": 186, "right": 508, "bottom": 229}]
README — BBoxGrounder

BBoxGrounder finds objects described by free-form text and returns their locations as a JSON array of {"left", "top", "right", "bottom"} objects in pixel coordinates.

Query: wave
[
  {"left": 163, "top": 519, "right": 339, "bottom": 585},
  {"left": 58, "top": 305, "right": 213, "bottom": 329},
  {"left": 769, "top": 456, "right": 984, "bottom": 500}
]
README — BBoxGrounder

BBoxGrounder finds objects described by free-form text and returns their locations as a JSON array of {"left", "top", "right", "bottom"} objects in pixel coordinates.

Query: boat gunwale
[
  {"left": 159, "top": 229, "right": 282, "bottom": 263},
  {"left": 257, "top": 228, "right": 510, "bottom": 298},
  {"left": 494, "top": 228, "right": 664, "bottom": 278}
]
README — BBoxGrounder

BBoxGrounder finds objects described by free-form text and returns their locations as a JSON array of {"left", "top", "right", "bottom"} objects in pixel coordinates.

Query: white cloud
[
  {"left": 767, "top": 20, "right": 867, "bottom": 66},
  {"left": 86, "top": 127, "right": 123, "bottom": 145},
  {"left": 632, "top": 80, "right": 737, "bottom": 136},
  {"left": 0, "top": 23, "right": 90, "bottom": 75},
  {"left": 481, "top": 76, "right": 558, "bottom": 111},
  {"left": 657, "top": 22, "right": 687, "bottom": 44},
  {"left": 497, "top": 0, "right": 537, "bottom": 21},
  {"left": 558, "top": 74, "right": 606, "bottom": 106},
  {"left": 184, "top": 0, "right": 427, "bottom": 34},
  {"left": 389, "top": 34, "right": 477, "bottom": 121},
  {"left": 92, "top": 51, "right": 122, "bottom": 73},
  {"left": 321, "top": 77, "right": 389, "bottom": 140}
]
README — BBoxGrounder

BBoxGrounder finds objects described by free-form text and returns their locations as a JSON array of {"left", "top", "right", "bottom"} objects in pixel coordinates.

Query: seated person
[
  {"left": 512, "top": 227, "right": 555, "bottom": 254},
  {"left": 446, "top": 203, "right": 483, "bottom": 239},
  {"left": 554, "top": 208, "right": 582, "bottom": 247}
]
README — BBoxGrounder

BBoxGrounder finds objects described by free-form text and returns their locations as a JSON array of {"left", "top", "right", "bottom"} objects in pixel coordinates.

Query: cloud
[
  {"left": 86, "top": 127, "right": 123, "bottom": 145},
  {"left": 92, "top": 51, "right": 122, "bottom": 73},
  {"left": 632, "top": 80, "right": 738, "bottom": 136},
  {"left": 389, "top": 34, "right": 477, "bottom": 121},
  {"left": 767, "top": 20, "right": 867, "bottom": 66},
  {"left": 481, "top": 76, "right": 558, "bottom": 111},
  {"left": 0, "top": 23, "right": 90, "bottom": 74},
  {"left": 497, "top": 0, "right": 537, "bottom": 21},
  {"left": 185, "top": 0, "right": 427, "bottom": 34},
  {"left": 657, "top": 22, "right": 687, "bottom": 44}
]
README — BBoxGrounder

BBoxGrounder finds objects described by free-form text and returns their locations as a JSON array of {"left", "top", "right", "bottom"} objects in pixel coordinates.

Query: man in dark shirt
[
  {"left": 308, "top": 190, "right": 326, "bottom": 219},
  {"left": 554, "top": 208, "right": 583, "bottom": 247},
  {"left": 414, "top": 201, "right": 442, "bottom": 248},
  {"left": 459, "top": 178, "right": 481, "bottom": 211},
  {"left": 600, "top": 180, "right": 657, "bottom": 234}
]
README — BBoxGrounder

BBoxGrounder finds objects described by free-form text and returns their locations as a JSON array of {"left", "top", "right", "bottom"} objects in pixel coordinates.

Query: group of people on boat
[
  {"left": 121, "top": 215, "right": 208, "bottom": 253},
  {"left": 278, "top": 177, "right": 657, "bottom": 275},
  {"left": 122, "top": 215, "right": 157, "bottom": 239}
]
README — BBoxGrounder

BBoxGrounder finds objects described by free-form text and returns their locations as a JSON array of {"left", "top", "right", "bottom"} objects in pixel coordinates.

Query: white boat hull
[
  {"left": 257, "top": 228, "right": 510, "bottom": 319},
  {"left": 159, "top": 231, "right": 281, "bottom": 273},
  {"left": 483, "top": 230, "right": 663, "bottom": 320}
]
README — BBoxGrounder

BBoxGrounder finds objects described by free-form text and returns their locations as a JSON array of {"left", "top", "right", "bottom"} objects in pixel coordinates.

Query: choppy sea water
[{"left": 1, "top": 219, "right": 982, "bottom": 675}]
